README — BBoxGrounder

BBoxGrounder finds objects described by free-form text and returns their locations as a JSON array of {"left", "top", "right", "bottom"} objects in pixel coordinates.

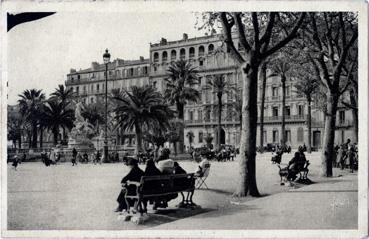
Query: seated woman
[
  {"left": 115, "top": 158, "right": 144, "bottom": 213},
  {"left": 287, "top": 152, "right": 300, "bottom": 181}
]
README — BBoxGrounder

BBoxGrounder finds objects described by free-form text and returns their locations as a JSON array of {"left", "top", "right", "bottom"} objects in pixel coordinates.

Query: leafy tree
[
  {"left": 43, "top": 100, "right": 75, "bottom": 145},
  {"left": 7, "top": 113, "right": 22, "bottom": 149},
  {"left": 294, "top": 66, "right": 319, "bottom": 153},
  {"left": 81, "top": 103, "right": 104, "bottom": 127},
  {"left": 269, "top": 56, "right": 292, "bottom": 148},
  {"left": 302, "top": 12, "right": 358, "bottom": 176},
  {"left": 112, "top": 86, "right": 174, "bottom": 154},
  {"left": 18, "top": 89, "right": 45, "bottom": 148},
  {"left": 165, "top": 60, "right": 200, "bottom": 153},
  {"left": 199, "top": 12, "right": 306, "bottom": 196}
]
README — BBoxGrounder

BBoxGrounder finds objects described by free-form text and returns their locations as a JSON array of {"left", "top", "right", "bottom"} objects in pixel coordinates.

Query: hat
[{"left": 126, "top": 157, "right": 138, "bottom": 166}]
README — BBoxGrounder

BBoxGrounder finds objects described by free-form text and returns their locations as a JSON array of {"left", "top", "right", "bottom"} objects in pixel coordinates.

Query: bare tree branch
[
  {"left": 233, "top": 12, "right": 251, "bottom": 51},
  {"left": 251, "top": 12, "right": 260, "bottom": 49}
]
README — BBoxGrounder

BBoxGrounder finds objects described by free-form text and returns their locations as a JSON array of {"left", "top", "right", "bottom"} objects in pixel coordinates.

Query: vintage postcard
[{"left": 1, "top": 0, "right": 368, "bottom": 238}]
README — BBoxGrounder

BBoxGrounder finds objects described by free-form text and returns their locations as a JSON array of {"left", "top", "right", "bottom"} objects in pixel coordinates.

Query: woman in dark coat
[{"left": 115, "top": 158, "right": 144, "bottom": 212}]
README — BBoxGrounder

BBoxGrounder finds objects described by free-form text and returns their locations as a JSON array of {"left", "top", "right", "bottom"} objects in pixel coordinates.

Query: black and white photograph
[{"left": 1, "top": 1, "right": 368, "bottom": 238}]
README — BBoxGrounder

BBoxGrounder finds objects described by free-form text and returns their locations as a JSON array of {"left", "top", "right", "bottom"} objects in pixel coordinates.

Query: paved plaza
[{"left": 7, "top": 152, "right": 357, "bottom": 230}]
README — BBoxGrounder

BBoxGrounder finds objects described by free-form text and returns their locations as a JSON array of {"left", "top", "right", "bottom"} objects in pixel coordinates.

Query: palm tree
[
  {"left": 112, "top": 86, "right": 175, "bottom": 154},
  {"left": 43, "top": 100, "right": 75, "bottom": 145},
  {"left": 294, "top": 76, "right": 319, "bottom": 153},
  {"left": 208, "top": 74, "right": 232, "bottom": 149},
  {"left": 50, "top": 84, "right": 75, "bottom": 106},
  {"left": 81, "top": 103, "right": 104, "bottom": 128},
  {"left": 270, "top": 58, "right": 291, "bottom": 148},
  {"left": 18, "top": 89, "right": 45, "bottom": 148},
  {"left": 165, "top": 60, "right": 200, "bottom": 154}
]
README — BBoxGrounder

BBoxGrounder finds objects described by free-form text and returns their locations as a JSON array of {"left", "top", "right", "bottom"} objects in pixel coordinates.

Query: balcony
[
  {"left": 258, "top": 115, "right": 306, "bottom": 123},
  {"left": 337, "top": 120, "right": 353, "bottom": 128}
]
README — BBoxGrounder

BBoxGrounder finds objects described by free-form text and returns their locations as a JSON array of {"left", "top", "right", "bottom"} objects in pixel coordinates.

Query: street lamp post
[{"left": 103, "top": 49, "right": 111, "bottom": 162}]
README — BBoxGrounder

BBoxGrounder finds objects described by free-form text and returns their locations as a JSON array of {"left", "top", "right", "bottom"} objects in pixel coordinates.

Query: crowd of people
[
  {"left": 189, "top": 145, "right": 237, "bottom": 162},
  {"left": 334, "top": 139, "right": 358, "bottom": 172}
]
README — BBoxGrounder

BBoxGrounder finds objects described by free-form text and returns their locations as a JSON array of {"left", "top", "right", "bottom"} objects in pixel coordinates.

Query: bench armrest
[{"left": 125, "top": 181, "right": 141, "bottom": 186}]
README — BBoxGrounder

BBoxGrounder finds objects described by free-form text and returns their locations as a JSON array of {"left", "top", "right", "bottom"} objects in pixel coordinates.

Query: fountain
[{"left": 67, "top": 102, "right": 96, "bottom": 151}]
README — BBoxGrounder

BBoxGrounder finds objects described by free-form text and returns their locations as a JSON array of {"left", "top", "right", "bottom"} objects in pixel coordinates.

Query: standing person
[
  {"left": 49, "top": 150, "right": 56, "bottom": 165},
  {"left": 20, "top": 153, "right": 27, "bottom": 164},
  {"left": 83, "top": 152, "right": 89, "bottom": 163},
  {"left": 12, "top": 155, "right": 19, "bottom": 170},
  {"left": 72, "top": 148, "right": 77, "bottom": 166},
  {"left": 348, "top": 143, "right": 357, "bottom": 173},
  {"left": 338, "top": 144, "right": 346, "bottom": 170}
]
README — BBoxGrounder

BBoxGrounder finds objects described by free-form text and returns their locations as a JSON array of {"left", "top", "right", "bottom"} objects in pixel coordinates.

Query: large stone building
[{"left": 65, "top": 33, "right": 355, "bottom": 151}]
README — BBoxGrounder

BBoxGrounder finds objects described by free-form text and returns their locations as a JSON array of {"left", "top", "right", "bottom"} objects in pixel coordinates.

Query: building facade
[{"left": 65, "top": 33, "right": 355, "bottom": 150}]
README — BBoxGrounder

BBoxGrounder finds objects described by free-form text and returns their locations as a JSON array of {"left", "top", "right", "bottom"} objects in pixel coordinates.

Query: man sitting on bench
[{"left": 115, "top": 158, "right": 144, "bottom": 213}]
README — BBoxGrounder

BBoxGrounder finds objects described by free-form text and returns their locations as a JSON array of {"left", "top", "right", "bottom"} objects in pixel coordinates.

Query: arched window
[
  {"left": 180, "top": 48, "right": 186, "bottom": 60},
  {"left": 199, "top": 45, "right": 205, "bottom": 56},
  {"left": 208, "top": 44, "right": 214, "bottom": 54},
  {"left": 189, "top": 47, "right": 195, "bottom": 58},
  {"left": 153, "top": 52, "right": 159, "bottom": 62},
  {"left": 162, "top": 51, "right": 168, "bottom": 62},
  {"left": 170, "top": 50, "right": 177, "bottom": 60},
  {"left": 297, "top": 127, "right": 304, "bottom": 142}
]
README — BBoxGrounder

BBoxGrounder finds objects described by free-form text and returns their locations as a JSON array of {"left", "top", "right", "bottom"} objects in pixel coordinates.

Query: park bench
[{"left": 123, "top": 173, "right": 197, "bottom": 223}]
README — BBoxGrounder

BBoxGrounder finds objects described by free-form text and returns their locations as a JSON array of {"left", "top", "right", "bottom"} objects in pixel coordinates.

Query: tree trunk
[
  {"left": 135, "top": 123, "right": 143, "bottom": 155},
  {"left": 18, "top": 134, "right": 22, "bottom": 149},
  {"left": 349, "top": 89, "right": 358, "bottom": 143},
  {"left": 39, "top": 127, "right": 43, "bottom": 148},
  {"left": 32, "top": 122, "right": 38, "bottom": 148},
  {"left": 259, "top": 62, "right": 267, "bottom": 152},
  {"left": 217, "top": 93, "right": 222, "bottom": 150},
  {"left": 176, "top": 102, "right": 185, "bottom": 154},
  {"left": 53, "top": 128, "right": 59, "bottom": 146},
  {"left": 321, "top": 92, "right": 339, "bottom": 177},
  {"left": 307, "top": 97, "right": 312, "bottom": 153},
  {"left": 234, "top": 60, "right": 260, "bottom": 197},
  {"left": 281, "top": 76, "right": 286, "bottom": 148}
]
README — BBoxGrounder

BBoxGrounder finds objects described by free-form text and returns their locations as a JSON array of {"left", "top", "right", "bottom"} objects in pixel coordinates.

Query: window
[
  {"left": 153, "top": 52, "right": 159, "bottom": 62},
  {"left": 339, "top": 110, "right": 345, "bottom": 124},
  {"left": 199, "top": 60, "right": 204, "bottom": 66},
  {"left": 273, "top": 107, "right": 279, "bottom": 117},
  {"left": 91, "top": 85, "right": 94, "bottom": 92},
  {"left": 83, "top": 98, "right": 86, "bottom": 104},
  {"left": 273, "top": 130, "right": 279, "bottom": 143},
  {"left": 199, "top": 45, "right": 205, "bottom": 56},
  {"left": 285, "top": 130, "right": 291, "bottom": 142},
  {"left": 285, "top": 106, "right": 291, "bottom": 117},
  {"left": 263, "top": 131, "right": 267, "bottom": 143},
  {"left": 143, "top": 66, "right": 148, "bottom": 75},
  {"left": 76, "top": 86, "right": 79, "bottom": 95},
  {"left": 189, "top": 47, "right": 195, "bottom": 58},
  {"left": 297, "top": 127, "right": 304, "bottom": 142},
  {"left": 298, "top": 105, "right": 305, "bottom": 117},
  {"left": 171, "top": 50, "right": 177, "bottom": 60},
  {"left": 199, "top": 132, "right": 203, "bottom": 143},
  {"left": 208, "top": 44, "right": 214, "bottom": 54},
  {"left": 97, "top": 84, "right": 99, "bottom": 93},
  {"left": 91, "top": 97, "right": 94, "bottom": 104},
  {"left": 205, "top": 110, "right": 211, "bottom": 121},
  {"left": 189, "top": 111, "right": 193, "bottom": 121},
  {"left": 180, "top": 48, "right": 186, "bottom": 60},
  {"left": 198, "top": 110, "right": 202, "bottom": 121},
  {"left": 286, "top": 86, "right": 290, "bottom": 97},
  {"left": 154, "top": 66, "right": 157, "bottom": 72},
  {"left": 153, "top": 81, "right": 157, "bottom": 89},
  {"left": 71, "top": 87, "right": 74, "bottom": 92},
  {"left": 83, "top": 86, "right": 86, "bottom": 93},
  {"left": 116, "top": 70, "right": 120, "bottom": 77},
  {"left": 272, "top": 87, "right": 278, "bottom": 97},
  {"left": 129, "top": 68, "right": 134, "bottom": 76},
  {"left": 78, "top": 75, "right": 80, "bottom": 80},
  {"left": 162, "top": 51, "right": 168, "bottom": 62}
]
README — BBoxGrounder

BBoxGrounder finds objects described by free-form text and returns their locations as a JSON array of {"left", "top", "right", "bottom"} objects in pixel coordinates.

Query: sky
[{"left": 7, "top": 12, "right": 207, "bottom": 105}]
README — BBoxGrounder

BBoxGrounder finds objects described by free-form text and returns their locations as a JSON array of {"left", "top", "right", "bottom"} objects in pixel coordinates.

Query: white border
[{"left": 1, "top": 1, "right": 368, "bottom": 238}]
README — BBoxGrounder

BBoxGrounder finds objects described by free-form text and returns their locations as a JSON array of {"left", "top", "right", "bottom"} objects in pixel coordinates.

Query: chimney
[
  {"left": 140, "top": 56, "right": 144, "bottom": 62},
  {"left": 70, "top": 68, "right": 76, "bottom": 73},
  {"left": 160, "top": 37, "right": 167, "bottom": 45},
  {"left": 183, "top": 33, "right": 188, "bottom": 40},
  {"left": 91, "top": 62, "right": 99, "bottom": 70}
]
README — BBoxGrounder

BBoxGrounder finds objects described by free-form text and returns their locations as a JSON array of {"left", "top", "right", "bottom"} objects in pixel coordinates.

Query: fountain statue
[{"left": 67, "top": 102, "right": 95, "bottom": 151}]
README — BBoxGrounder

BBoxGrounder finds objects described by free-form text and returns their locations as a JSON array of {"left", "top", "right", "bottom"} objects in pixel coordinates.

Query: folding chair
[{"left": 196, "top": 163, "right": 211, "bottom": 189}]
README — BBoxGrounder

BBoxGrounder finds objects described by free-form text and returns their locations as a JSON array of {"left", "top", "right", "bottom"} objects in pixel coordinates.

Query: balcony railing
[{"left": 258, "top": 115, "right": 306, "bottom": 123}]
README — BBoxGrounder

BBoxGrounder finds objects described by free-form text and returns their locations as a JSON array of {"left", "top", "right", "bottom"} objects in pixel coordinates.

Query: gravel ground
[{"left": 7, "top": 152, "right": 356, "bottom": 230}]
